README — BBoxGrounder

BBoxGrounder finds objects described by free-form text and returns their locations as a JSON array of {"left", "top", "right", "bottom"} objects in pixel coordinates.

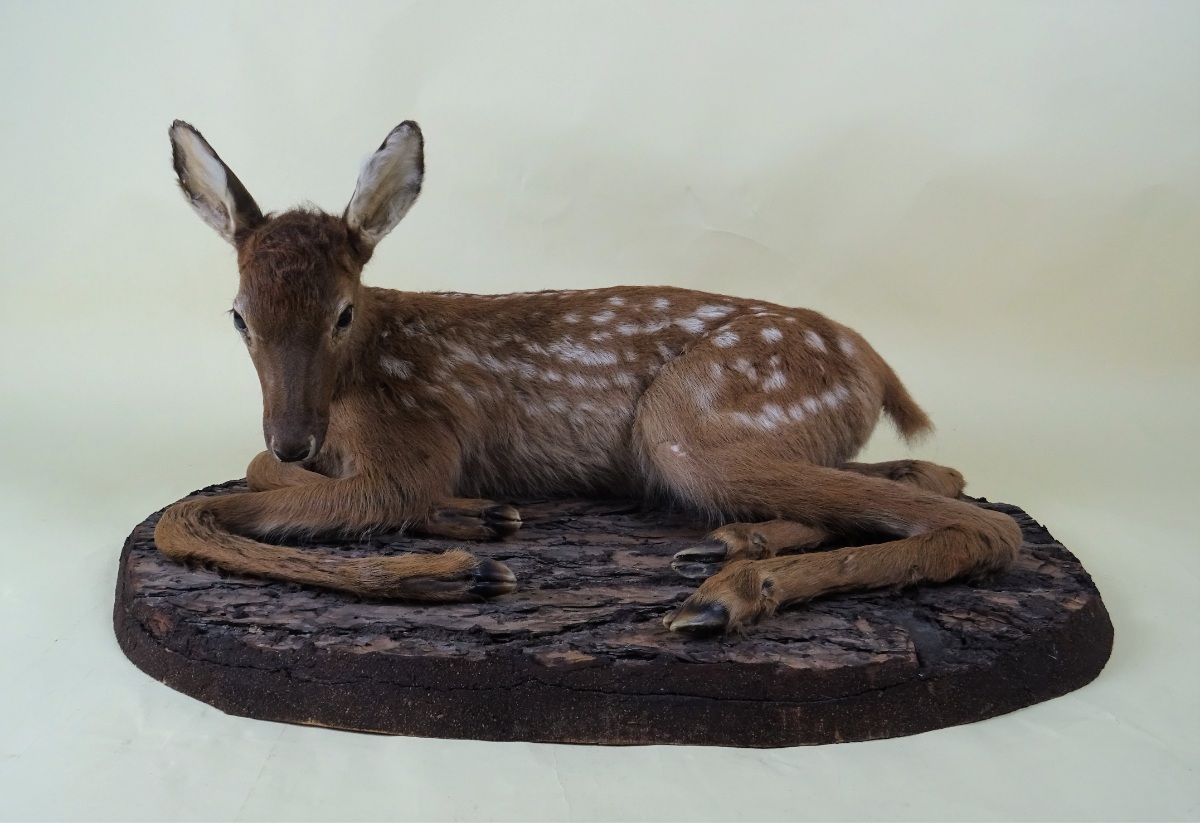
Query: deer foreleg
[{"left": 155, "top": 474, "right": 517, "bottom": 601}]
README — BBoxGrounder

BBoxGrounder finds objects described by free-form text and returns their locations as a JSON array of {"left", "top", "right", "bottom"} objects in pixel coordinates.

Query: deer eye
[
  {"left": 232, "top": 310, "right": 248, "bottom": 334},
  {"left": 335, "top": 305, "right": 354, "bottom": 331}
]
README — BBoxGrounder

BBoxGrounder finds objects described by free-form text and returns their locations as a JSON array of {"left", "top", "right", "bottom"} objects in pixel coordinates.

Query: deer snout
[{"left": 270, "top": 434, "right": 318, "bottom": 463}]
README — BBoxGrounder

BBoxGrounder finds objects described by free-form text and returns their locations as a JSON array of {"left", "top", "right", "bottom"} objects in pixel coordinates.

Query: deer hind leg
[
  {"left": 672, "top": 520, "right": 831, "bottom": 580},
  {"left": 655, "top": 452, "right": 1020, "bottom": 635},
  {"left": 632, "top": 318, "right": 1018, "bottom": 635},
  {"left": 841, "top": 459, "right": 966, "bottom": 498}
]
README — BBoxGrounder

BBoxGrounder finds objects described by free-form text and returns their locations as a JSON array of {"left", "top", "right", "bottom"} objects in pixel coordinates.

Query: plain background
[{"left": 1, "top": 1, "right": 1197, "bottom": 820}]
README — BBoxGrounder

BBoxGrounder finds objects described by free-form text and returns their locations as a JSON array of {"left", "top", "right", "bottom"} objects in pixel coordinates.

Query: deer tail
[{"left": 879, "top": 361, "right": 934, "bottom": 444}]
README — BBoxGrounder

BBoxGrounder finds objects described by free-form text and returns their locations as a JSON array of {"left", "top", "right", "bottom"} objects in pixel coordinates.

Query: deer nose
[{"left": 271, "top": 436, "right": 315, "bottom": 463}]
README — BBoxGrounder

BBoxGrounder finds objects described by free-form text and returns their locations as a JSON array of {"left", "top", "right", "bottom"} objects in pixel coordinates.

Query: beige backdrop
[{"left": 1, "top": 1, "right": 1197, "bottom": 820}]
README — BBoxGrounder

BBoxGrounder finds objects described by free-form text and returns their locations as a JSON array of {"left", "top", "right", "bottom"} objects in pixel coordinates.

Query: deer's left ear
[
  {"left": 169, "top": 120, "right": 265, "bottom": 244},
  {"left": 343, "top": 121, "right": 424, "bottom": 249}
]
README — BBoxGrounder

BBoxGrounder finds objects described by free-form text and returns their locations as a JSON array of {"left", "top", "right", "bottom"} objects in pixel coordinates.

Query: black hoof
[
  {"left": 673, "top": 538, "right": 729, "bottom": 563},
  {"left": 468, "top": 558, "right": 517, "bottom": 598},
  {"left": 484, "top": 505, "right": 522, "bottom": 538},
  {"left": 667, "top": 602, "right": 730, "bottom": 637}
]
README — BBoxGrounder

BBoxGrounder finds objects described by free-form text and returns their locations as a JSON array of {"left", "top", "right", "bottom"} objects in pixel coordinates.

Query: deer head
[{"left": 169, "top": 120, "right": 424, "bottom": 462}]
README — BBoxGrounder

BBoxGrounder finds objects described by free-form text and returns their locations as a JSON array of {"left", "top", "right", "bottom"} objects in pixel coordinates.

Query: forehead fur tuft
[{"left": 238, "top": 209, "right": 371, "bottom": 281}]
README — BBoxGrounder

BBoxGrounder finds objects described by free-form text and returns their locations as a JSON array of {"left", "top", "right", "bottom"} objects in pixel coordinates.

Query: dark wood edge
[{"left": 113, "top": 519, "right": 1114, "bottom": 747}]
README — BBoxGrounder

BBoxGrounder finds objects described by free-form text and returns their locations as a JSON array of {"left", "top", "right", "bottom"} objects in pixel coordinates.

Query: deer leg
[
  {"left": 156, "top": 474, "right": 516, "bottom": 601},
  {"left": 672, "top": 520, "right": 830, "bottom": 580},
  {"left": 415, "top": 498, "right": 523, "bottom": 541},
  {"left": 650, "top": 451, "right": 1020, "bottom": 635},
  {"left": 840, "top": 459, "right": 966, "bottom": 498},
  {"left": 245, "top": 450, "right": 330, "bottom": 490}
]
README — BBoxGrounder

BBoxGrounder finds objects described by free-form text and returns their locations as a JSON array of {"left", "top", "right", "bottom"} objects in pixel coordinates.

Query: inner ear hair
[
  {"left": 169, "top": 120, "right": 265, "bottom": 244},
  {"left": 343, "top": 120, "right": 424, "bottom": 249}
]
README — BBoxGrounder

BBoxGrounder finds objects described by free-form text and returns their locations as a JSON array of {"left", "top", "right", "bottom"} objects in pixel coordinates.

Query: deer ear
[
  {"left": 169, "top": 120, "right": 264, "bottom": 244},
  {"left": 343, "top": 121, "right": 424, "bottom": 248}
]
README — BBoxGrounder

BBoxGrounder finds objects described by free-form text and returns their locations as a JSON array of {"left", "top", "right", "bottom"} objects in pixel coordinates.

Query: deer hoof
[
  {"left": 670, "top": 560, "right": 722, "bottom": 580},
  {"left": 484, "top": 504, "right": 522, "bottom": 538},
  {"left": 467, "top": 558, "right": 517, "bottom": 598},
  {"left": 673, "top": 538, "right": 728, "bottom": 563},
  {"left": 664, "top": 602, "right": 729, "bottom": 637}
]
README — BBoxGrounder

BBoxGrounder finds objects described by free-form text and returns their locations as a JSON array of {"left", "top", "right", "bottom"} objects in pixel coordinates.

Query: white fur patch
[
  {"left": 653, "top": 297, "right": 671, "bottom": 310},
  {"left": 591, "top": 310, "right": 616, "bottom": 324},
  {"left": 380, "top": 356, "right": 413, "bottom": 379},
  {"left": 674, "top": 317, "right": 706, "bottom": 334},
  {"left": 839, "top": 335, "right": 857, "bottom": 356},
  {"left": 548, "top": 339, "right": 619, "bottom": 366},
  {"left": 804, "top": 330, "right": 827, "bottom": 352},
  {"left": 695, "top": 305, "right": 734, "bottom": 320},
  {"left": 608, "top": 296, "right": 626, "bottom": 306},
  {"left": 762, "top": 370, "right": 787, "bottom": 391},
  {"left": 761, "top": 327, "right": 783, "bottom": 343},
  {"left": 713, "top": 331, "right": 739, "bottom": 348}
]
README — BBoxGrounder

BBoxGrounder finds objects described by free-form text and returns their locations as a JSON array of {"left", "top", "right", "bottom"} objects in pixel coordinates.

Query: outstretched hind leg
[
  {"left": 841, "top": 459, "right": 965, "bottom": 498},
  {"left": 651, "top": 448, "right": 1019, "bottom": 635}
]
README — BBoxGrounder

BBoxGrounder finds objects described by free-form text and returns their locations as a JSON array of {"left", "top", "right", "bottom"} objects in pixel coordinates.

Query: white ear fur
[
  {"left": 344, "top": 121, "right": 424, "bottom": 248},
  {"left": 169, "top": 121, "right": 262, "bottom": 244}
]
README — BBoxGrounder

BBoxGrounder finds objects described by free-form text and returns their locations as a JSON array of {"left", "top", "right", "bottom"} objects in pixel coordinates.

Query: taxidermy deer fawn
[{"left": 156, "top": 119, "right": 1021, "bottom": 636}]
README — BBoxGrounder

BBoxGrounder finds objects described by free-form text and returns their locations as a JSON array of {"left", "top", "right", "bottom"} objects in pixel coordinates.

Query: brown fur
[{"left": 156, "top": 120, "right": 1021, "bottom": 634}]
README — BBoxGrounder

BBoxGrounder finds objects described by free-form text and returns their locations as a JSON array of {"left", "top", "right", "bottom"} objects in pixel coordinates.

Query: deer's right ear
[{"left": 169, "top": 120, "right": 265, "bottom": 244}]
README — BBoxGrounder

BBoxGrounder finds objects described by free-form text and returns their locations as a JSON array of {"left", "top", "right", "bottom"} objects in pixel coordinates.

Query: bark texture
[{"left": 114, "top": 481, "right": 1113, "bottom": 746}]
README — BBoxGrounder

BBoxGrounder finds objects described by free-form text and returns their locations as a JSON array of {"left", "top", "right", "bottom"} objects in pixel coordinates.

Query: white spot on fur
[
  {"left": 623, "top": 349, "right": 638, "bottom": 362},
  {"left": 674, "top": 317, "right": 706, "bottom": 334},
  {"left": 653, "top": 297, "right": 671, "bottom": 310},
  {"left": 591, "top": 310, "right": 616, "bottom": 324},
  {"left": 669, "top": 443, "right": 686, "bottom": 456},
  {"left": 563, "top": 313, "right": 580, "bottom": 324},
  {"left": 709, "top": 361, "right": 724, "bottom": 381},
  {"left": 548, "top": 339, "right": 618, "bottom": 366},
  {"left": 695, "top": 305, "right": 734, "bottom": 320},
  {"left": 762, "top": 370, "right": 787, "bottom": 391},
  {"left": 616, "top": 323, "right": 640, "bottom": 336},
  {"left": 732, "top": 357, "right": 757, "bottom": 381},
  {"left": 590, "top": 331, "right": 613, "bottom": 342},
  {"left": 787, "top": 404, "right": 806, "bottom": 421},
  {"left": 761, "top": 327, "right": 783, "bottom": 343},
  {"left": 380, "top": 356, "right": 413, "bottom": 379},
  {"left": 839, "top": 335, "right": 857, "bottom": 356},
  {"left": 803, "top": 397, "right": 822, "bottom": 414},
  {"left": 804, "top": 330, "right": 827, "bottom": 352},
  {"left": 656, "top": 342, "right": 677, "bottom": 360},
  {"left": 713, "top": 331, "right": 739, "bottom": 348},
  {"left": 608, "top": 296, "right": 626, "bottom": 306}
]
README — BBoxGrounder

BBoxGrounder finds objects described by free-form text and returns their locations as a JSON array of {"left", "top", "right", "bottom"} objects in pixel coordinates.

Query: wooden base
[{"left": 114, "top": 481, "right": 1113, "bottom": 747}]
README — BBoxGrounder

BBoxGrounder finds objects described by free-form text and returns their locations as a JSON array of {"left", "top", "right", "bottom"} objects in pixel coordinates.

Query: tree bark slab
[{"left": 114, "top": 481, "right": 1113, "bottom": 747}]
